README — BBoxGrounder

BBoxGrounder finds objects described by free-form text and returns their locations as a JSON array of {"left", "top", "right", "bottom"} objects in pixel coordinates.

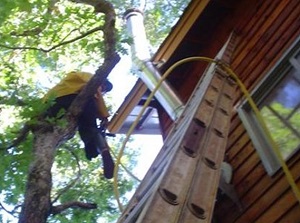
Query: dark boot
[
  {"left": 79, "top": 128, "right": 100, "bottom": 160},
  {"left": 93, "top": 133, "right": 115, "bottom": 179},
  {"left": 79, "top": 127, "right": 115, "bottom": 179},
  {"left": 83, "top": 141, "right": 99, "bottom": 161},
  {"left": 100, "top": 148, "right": 115, "bottom": 179}
]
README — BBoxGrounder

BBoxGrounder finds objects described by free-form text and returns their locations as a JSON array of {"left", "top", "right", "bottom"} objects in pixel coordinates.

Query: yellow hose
[
  {"left": 113, "top": 56, "right": 300, "bottom": 213},
  {"left": 221, "top": 62, "right": 300, "bottom": 204}
]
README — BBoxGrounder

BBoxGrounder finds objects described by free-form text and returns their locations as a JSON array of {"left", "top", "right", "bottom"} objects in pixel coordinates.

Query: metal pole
[{"left": 124, "top": 9, "right": 184, "bottom": 120}]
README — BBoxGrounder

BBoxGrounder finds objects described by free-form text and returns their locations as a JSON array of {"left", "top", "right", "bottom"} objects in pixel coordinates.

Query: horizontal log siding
[
  {"left": 277, "top": 202, "right": 300, "bottom": 223},
  {"left": 216, "top": 0, "right": 300, "bottom": 222}
]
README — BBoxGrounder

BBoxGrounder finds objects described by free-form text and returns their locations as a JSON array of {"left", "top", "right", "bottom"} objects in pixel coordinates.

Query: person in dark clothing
[{"left": 44, "top": 71, "right": 115, "bottom": 179}]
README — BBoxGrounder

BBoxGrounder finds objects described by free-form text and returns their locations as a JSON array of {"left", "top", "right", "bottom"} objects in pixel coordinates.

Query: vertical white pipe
[{"left": 124, "top": 9, "right": 184, "bottom": 120}]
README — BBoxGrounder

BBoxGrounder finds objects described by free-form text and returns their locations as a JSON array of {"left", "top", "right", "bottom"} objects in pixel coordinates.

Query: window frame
[{"left": 238, "top": 36, "right": 300, "bottom": 175}]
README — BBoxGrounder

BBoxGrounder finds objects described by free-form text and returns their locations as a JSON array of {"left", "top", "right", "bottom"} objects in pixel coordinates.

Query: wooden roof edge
[
  {"left": 108, "top": 79, "right": 148, "bottom": 133},
  {"left": 152, "top": 0, "right": 211, "bottom": 62},
  {"left": 108, "top": 0, "right": 212, "bottom": 133}
]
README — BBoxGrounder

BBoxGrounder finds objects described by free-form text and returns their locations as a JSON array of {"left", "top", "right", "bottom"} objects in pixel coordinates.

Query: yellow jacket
[{"left": 45, "top": 71, "right": 109, "bottom": 118}]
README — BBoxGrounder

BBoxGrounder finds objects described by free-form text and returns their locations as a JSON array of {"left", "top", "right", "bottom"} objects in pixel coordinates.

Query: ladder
[{"left": 118, "top": 38, "right": 237, "bottom": 223}]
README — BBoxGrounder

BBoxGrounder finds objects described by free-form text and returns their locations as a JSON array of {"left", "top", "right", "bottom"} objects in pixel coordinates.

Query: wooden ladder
[{"left": 118, "top": 36, "right": 237, "bottom": 223}]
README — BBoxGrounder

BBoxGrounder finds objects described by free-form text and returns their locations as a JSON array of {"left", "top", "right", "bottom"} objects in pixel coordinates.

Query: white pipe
[{"left": 124, "top": 9, "right": 184, "bottom": 120}]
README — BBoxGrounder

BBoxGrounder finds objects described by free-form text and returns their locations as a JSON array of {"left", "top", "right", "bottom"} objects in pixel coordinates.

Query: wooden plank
[
  {"left": 233, "top": 0, "right": 278, "bottom": 61},
  {"left": 236, "top": 31, "right": 300, "bottom": 107},
  {"left": 229, "top": 141, "right": 253, "bottom": 170},
  {"left": 235, "top": 0, "right": 294, "bottom": 73},
  {"left": 227, "top": 132, "right": 251, "bottom": 162},
  {"left": 242, "top": 14, "right": 300, "bottom": 88},
  {"left": 214, "top": 162, "right": 265, "bottom": 221},
  {"left": 232, "top": 0, "right": 287, "bottom": 69},
  {"left": 157, "top": 106, "right": 173, "bottom": 139},
  {"left": 153, "top": 0, "right": 211, "bottom": 62},
  {"left": 233, "top": 160, "right": 300, "bottom": 223},
  {"left": 228, "top": 113, "right": 242, "bottom": 136},
  {"left": 235, "top": 6, "right": 299, "bottom": 101},
  {"left": 277, "top": 203, "right": 300, "bottom": 223},
  {"left": 220, "top": 150, "right": 300, "bottom": 221},
  {"left": 226, "top": 123, "right": 247, "bottom": 150},
  {"left": 231, "top": 0, "right": 262, "bottom": 38},
  {"left": 229, "top": 2, "right": 300, "bottom": 108},
  {"left": 245, "top": 4, "right": 299, "bottom": 82},
  {"left": 235, "top": 162, "right": 265, "bottom": 197},
  {"left": 236, "top": 1, "right": 300, "bottom": 85},
  {"left": 212, "top": 2, "right": 300, "bottom": 222},
  {"left": 255, "top": 183, "right": 300, "bottom": 223},
  {"left": 231, "top": 152, "right": 260, "bottom": 186},
  {"left": 232, "top": 0, "right": 263, "bottom": 37}
]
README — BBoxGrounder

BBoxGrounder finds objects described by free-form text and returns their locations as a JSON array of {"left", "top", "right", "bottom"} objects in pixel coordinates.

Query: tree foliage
[
  {"left": 261, "top": 103, "right": 300, "bottom": 159},
  {"left": 0, "top": 0, "right": 190, "bottom": 222}
]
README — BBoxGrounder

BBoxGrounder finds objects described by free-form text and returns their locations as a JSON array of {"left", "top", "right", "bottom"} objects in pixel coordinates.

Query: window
[{"left": 238, "top": 37, "right": 300, "bottom": 175}]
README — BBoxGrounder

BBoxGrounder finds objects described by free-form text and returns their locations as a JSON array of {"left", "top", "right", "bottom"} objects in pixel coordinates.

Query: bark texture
[{"left": 19, "top": 129, "right": 60, "bottom": 223}]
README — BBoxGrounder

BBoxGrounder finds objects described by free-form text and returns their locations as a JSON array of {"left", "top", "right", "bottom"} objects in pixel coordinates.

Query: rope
[{"left": 113, "top": 56, "right": 300, "bottom": 214}]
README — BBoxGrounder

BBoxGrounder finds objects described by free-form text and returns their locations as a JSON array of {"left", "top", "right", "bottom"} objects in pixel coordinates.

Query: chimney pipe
[{"left": 124, "top": 9, "right": 184, "bottom": 120}]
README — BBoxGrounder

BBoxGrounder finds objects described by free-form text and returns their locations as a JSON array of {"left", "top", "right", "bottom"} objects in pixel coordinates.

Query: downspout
[{"left": 124, "top": 9, "right": 184, "bottom": 121}]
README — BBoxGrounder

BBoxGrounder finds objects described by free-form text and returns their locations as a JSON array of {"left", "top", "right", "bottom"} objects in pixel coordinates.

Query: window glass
[
  {"left": 238, "top": 40, "right": 300, "bottom": 175},
  {"left": 260, "top": 67, "right": 300, "bottom": 159}
]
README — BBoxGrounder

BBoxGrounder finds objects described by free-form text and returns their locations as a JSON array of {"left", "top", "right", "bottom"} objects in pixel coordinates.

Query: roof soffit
[{"left": 153, "top": 0, "right": 211, "bottom": 63}]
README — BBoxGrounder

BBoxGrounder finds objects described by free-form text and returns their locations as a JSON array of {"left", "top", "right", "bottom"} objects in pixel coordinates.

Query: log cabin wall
[
  {"left": 156, "top": 0, "right": 244, "bottom": 138},
  {"left": 156, "top": 0, "right": 262, "bottom": 139},
  {"left": 214, "top": 0, "right": 300, "bottom": 222},
  {"left": 156, "top": 0, "right": 300, "bottom": 221}
]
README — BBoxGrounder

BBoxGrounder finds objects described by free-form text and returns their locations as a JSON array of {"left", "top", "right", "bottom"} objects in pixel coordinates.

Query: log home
[{"left": 109, "top": 0, "right": 300, "bottom": 222}]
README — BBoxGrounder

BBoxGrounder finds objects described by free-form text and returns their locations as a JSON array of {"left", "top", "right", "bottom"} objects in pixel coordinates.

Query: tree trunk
[
  {"left": 17, "top": 1, "right": 119, "bottom": 221},
  {"left": 18, "top": 128, "right": 61, "bottom": 223},
  {"left": 18, "top": 55, "right": 120, "bottom": 223}
]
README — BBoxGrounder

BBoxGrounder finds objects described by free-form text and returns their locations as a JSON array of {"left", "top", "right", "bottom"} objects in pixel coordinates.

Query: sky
[
  {"left": 1, "top": 19, "right": 164, "bottom": 221},
  {"left": 0, "top": 54, "right": 163, "bottom": 223},
  {"left": 107, "top": 54, "right": 163, "bottom": 179}
]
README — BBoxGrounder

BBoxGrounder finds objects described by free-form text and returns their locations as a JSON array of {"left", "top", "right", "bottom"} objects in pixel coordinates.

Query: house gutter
[{"left": 124, "top": 9, "right": 184, "bottom": 121}]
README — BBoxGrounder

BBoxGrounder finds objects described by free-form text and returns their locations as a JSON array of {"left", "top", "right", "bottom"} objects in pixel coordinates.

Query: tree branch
[
  {"left": 0, "top": 201, "right": 19, "bottom": 217},
  {"left": 0, "top": 25, "right": 104, "bottom": 53},
  {"left": 19, "top": 1, "right": 120, "bottom": 222},
  {"left": 0, "top": 97, "right": 26, "bottom": 107},
  {"left": 61, "top": 0, "right": 120, "bottom": 134},
  {"left": 10, "top": 28, "right": 43, "bottom": 37},
  {"left": 51, "top": 201, "right": 97, "bottom": 215},
  {"left": 3, "top": 124, "right": 31, "bottom": 151},
  {"left": 95, "top": 0, "right": 118, "bottom": 59},
  {"left": 51, "top": 147, "right": 82, "bottom": 204},
  {"left": 110, "top": 149, "right": 141, "bottom": 182},
  {"left": 9, "top": 0, "right": 59, "bottom": 37}
]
